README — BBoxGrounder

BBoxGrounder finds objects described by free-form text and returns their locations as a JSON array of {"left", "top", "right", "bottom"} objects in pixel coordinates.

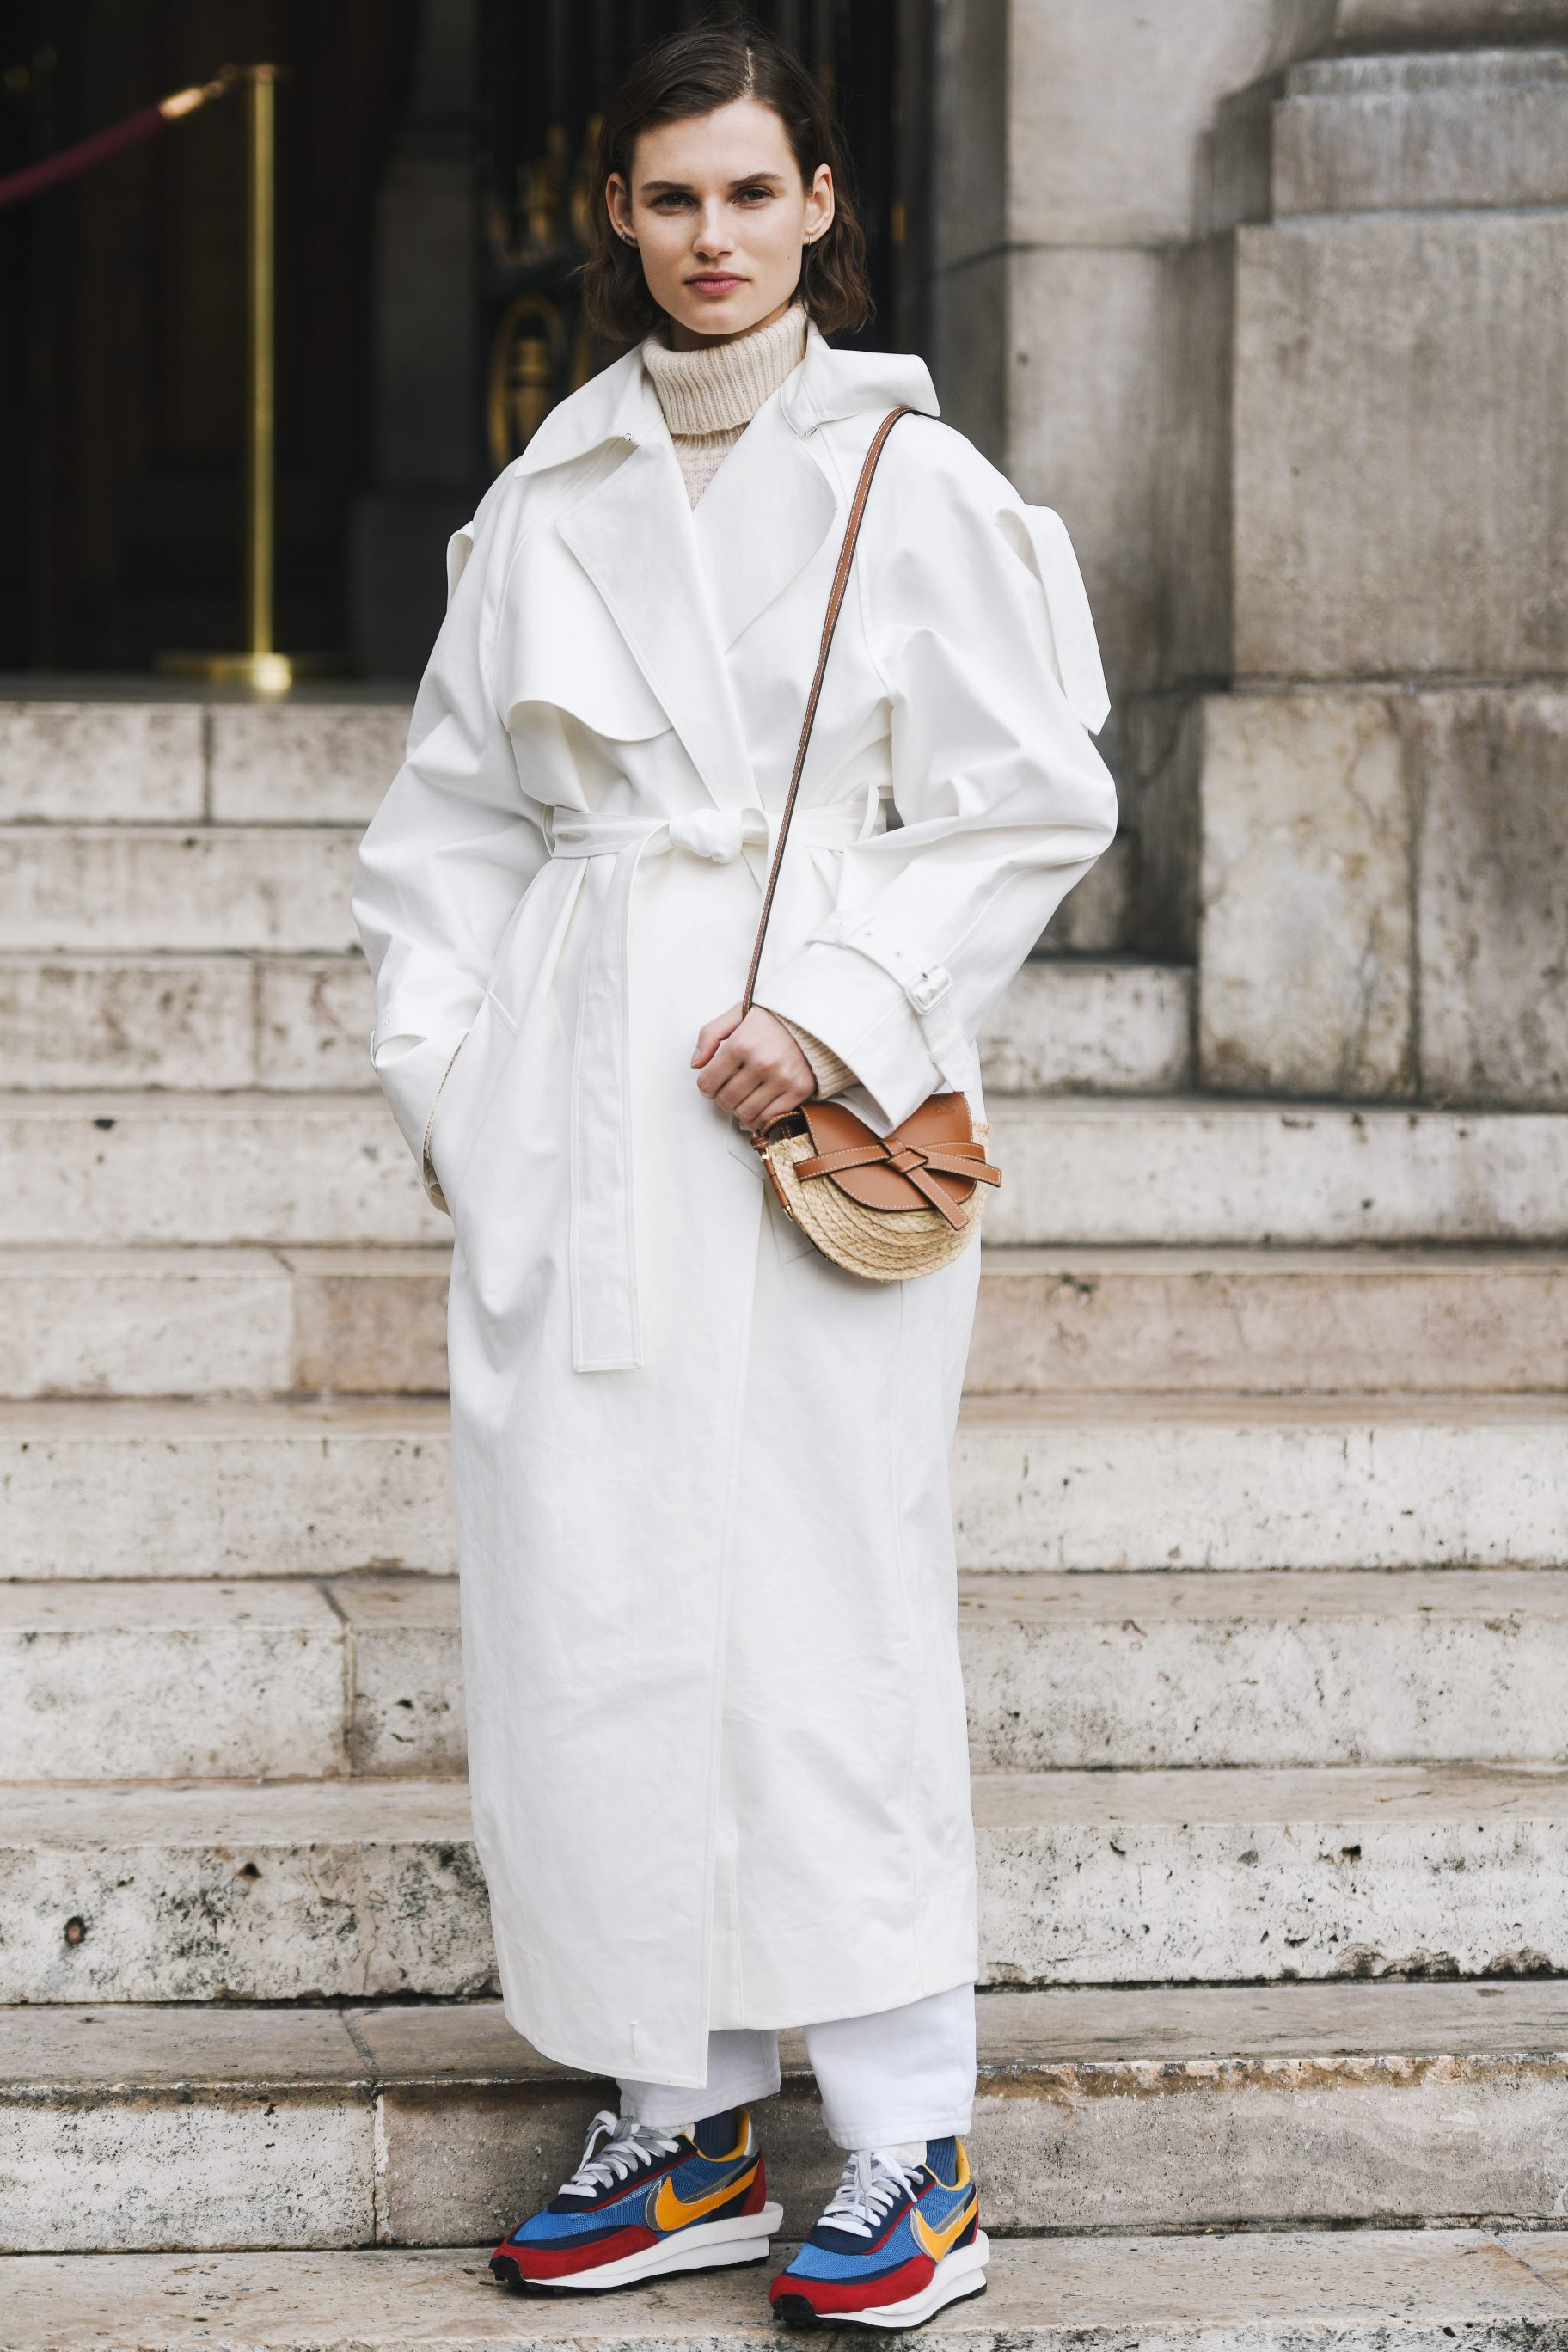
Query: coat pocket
[{"left": 426, "top": 993, "right": 519, "bottom": 1216}]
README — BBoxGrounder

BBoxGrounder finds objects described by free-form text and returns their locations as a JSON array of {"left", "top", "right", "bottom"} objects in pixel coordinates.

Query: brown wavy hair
[{"left": 579, "top": 15, "right": 873, "bottom": 349}]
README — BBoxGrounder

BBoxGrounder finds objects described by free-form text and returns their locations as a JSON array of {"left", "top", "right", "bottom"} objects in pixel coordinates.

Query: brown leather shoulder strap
[{"left": 740, "top": 403, "right": 916, "bottom": 1015}]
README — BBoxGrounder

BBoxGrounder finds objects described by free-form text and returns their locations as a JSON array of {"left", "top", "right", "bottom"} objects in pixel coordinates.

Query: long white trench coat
[{"left": 353, "top": 319, "right": 1117, "bottom": 2088}]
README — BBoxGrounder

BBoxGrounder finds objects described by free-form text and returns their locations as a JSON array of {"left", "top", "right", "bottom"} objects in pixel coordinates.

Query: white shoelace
[
  {"left": 819, "top": 2147, "right": 924, "bottom": 2239},
  {"left": 557, "top": 2109, "right": 683, "bottom": 2199}
]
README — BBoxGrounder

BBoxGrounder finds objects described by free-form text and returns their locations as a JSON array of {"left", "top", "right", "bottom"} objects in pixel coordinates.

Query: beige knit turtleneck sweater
[
  {"left": 640, "top": 300, "right": 854, "bottom": 1104},
  {"left": 641, "top": 301, "right": 808, "bottom": 507}
]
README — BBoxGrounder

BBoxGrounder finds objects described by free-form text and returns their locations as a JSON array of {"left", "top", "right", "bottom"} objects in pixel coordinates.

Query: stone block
[
  {"left": 983, "top": 1097, "right": 1568, "bottom": 1247},
  {"left": 0, "top": 957, "right": 257, "bottom": 1091},
  {"left": 207, "top": 698, "right": 412, "bottom": 824},
  {"left": 0, "top": 1096, "right": 444, "bottom": 1248},
  {"left": 255, "top": 956, "right": 375, "bottom": 1090},
  {"left": 0, "top": 1582, "right": 348, "bottom": 1783},
  {"left": 283, "top": 1248, "right": 450, "bottom": 1394},
  {"left": 979, "top": 960, "right": 1192, "bottom": 1093},
  {"left": 954, "top": 1393, "right": 1568, "bottom": 1570},
  {"left": 0, "top": 699, "right": 204, "bottom": 823},
  {"left": 1277, "top": 50, "right": 1568, "bottom": 217},
  {"left": 967, "top": 1245, "right": 1568, "bottom": 1394},
  {"left": 0, "top": 1400, "right": 456, "bottom": 1579},
  {"left": 7, "top": 1767, "right": 1566, "bottom": 2001},
  {"left": 6, "top": 2231, "right": 1566, "bottom": 2345},
  {"left": 1008, "top": 247, "right": 1167, "bottom": 695},
  {"left": 1033, "top": 831, "right": 1136, "bottom": 952},
  {"left": 334, "top": 1576, "right": 466, "bottom": 1776},
  {"left": 0, "top": 1250, "right": 294, "bottom": 1400},
  {"left": 1234, "top": 212, "right": 1568, "bottom": 680},
  {"left": 1336, "top": 0, "right": 1568, "bottom": 40},
  {"left": 0, "top": 828, "right": 364, "bottom": 954},
  {"left": 962, "top": 1567, "right": 1568, "bottom": 1769},
  {"left": 1412, "top": 689, "right": 1568, "bottom": 1106},
  {"left": 1196, "top": 691, "right": 1413, "bottom": 1097}
]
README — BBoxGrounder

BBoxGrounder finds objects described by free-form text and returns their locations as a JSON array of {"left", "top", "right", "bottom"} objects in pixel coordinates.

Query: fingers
[{"left": 691, "top": 1002, "right": 744, "bottom": 1069}]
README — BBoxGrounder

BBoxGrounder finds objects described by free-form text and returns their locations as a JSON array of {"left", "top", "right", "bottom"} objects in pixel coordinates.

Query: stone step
[
  {"left": 11, "top": 2229, "right": 1568, "bottom": 2347},
  {"left": 13, "top": 1244, "right": 1564, "bottom": 1402},
  {"left": 3, "top": 1093, "right": 1567, "bottom": 1248},
  {"left": 5, "top": 1570, "right": 1565, "bottom": 1783},
  {"left": 5, "top": 1393, "right": 1564, "bottom": 1580},
  {"left": 0, "top": 688, "right": 412, "bottom": 827},
  {"left": 0, "top": 957, "right": 371, "bottom": 1092},
  {"left": 1275, "top": 50, "right": 1568, "bottom": 219},
  {"left": 4, "top": 1764, "right": 1564, "bottom": 2003},
  {"left": 3, "top": 1982, "right": 1565, "bottom": 2251},
  {"left": 0, "top": 828, "right": 364, "bottom": 953},
  {"left": 0, "top": 956, "right": 1191, "bottom": 1098}
]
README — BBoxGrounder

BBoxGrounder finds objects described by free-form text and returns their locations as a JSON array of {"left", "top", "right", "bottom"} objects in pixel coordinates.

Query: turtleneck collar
[{"left": 640, "top": 302, "right": 810, "bottom": 438}]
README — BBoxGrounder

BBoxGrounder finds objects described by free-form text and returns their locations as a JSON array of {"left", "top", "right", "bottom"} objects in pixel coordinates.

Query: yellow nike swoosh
[
  {"left": 913, "top": 2192, "right": 977, "bottom": 2264},
  {"left": 651, "top": 2160, "right": 756, "bottom": 2233}
]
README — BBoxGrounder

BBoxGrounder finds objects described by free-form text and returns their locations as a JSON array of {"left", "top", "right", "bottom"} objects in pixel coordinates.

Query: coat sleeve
[
  {"left": 752, "top": 428, "right": 1119, "bottom": 1130},
  {"left": 352, "top": 474, "right": 548, "bottom": 1206}
]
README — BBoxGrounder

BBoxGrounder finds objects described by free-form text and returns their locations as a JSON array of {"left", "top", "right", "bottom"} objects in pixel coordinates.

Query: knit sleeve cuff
[{"left": 779, "top": 1016, "right": 858, "bottom": 1101}]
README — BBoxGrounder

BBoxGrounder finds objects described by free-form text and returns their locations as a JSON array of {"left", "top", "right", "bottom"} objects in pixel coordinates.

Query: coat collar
[{"left": 519, "top": 319, "right": 940, "bottom": 819}]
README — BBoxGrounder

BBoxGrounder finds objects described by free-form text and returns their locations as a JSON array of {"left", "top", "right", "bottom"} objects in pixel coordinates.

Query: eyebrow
[{"left": 637, "top": 171, "right": 787, "bottom": 193}]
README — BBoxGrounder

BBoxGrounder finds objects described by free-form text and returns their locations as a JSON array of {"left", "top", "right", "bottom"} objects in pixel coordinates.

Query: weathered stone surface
[
  {"left": 1336, "top": 0, "right": 1568, "bottom": 40},
  {"left": 255, "top": 957, "right": 375, "bottom": 1090},
  {"left": 0, "top": 2009, "right": 372, "bottom": 2252},
  {"left": 283, "top": 1248, "right": 450, "bottom": 1394},
  {"left": 9, "top": 1565, "right": 1562, "bottom": 1784},
  {"left": 0, "top": 1779, "right": 491, "bottom": 2003},
  {"left": 0, "top": 828, "right": 364, "bottom": 953},
  {"left": 0, "top": 1400, "right": 456, "bottom": 1579},
  {"left": 1195, "top": 692, "right": 1413, "bottom": 1097},
  {"left": 1276, "top": 50, "right": 1568, "bottom": 217},
  {"left": 7, "top": 1986, "right": 1568, "bottom": 2251},
  {"left": 970, "top": 1246, "right": 1568, "bottom": 1394},
  {"left": 0, "top": 1096, "right": 445, "bottom": 1247},
  {"left": 0, "top": 700, "right": 204, "bottom": 824},
  {"left": 962, "top": 1568, "right": 1568, "bottom": 1768},
  {"left": 0, "top": 1581, "right": 348, "bottom": 1781},
  {"left": 335, "top": 1575, "right": 466, "bottom": 1776},
  {"left": 1032, "top": 832, "right": 1137, "bottom": 953},
  {"left": 8, "top": 2231, "right": 1568, "bottom": 2349},
  {"left": 979, "top": 960, "right": 1191, "bottom": 1093},
  {"left": 1008, "top": 247, "right": 1167, "bottom": 694},
  {"left": 984, "top": 1097, "right": 1568, "bottom": 1246},
  {"left": 0, "top": 1251, "right": 296, "bottom": 1399},
  {"left": 0, "top": 957, "right": 260, "bottom": 1090},
  {"left": 5, "top": 1767, "right": 1565, "bottom": 2003},
  {"left": 975, "top": 1762, "right": 1568, "bottom": 1987},
  {"left": 6, "top": 1392, "right": 1564, "bottom": 1583},
  {"left": 955, "top": 1393, "right": 1568, "bottom": 1571},
  {"left": 8, "top": 1093, "right": 1567, "bottom": 1251},
  {"left": 1234, "top": 212, "right": 1568, "bottom": 679},
  {"left": 1412, "top": 689, "right": 1568, "bottom": 1106},
  {"left": 207, "top": 699, "right": 412, "bottom": 824}
]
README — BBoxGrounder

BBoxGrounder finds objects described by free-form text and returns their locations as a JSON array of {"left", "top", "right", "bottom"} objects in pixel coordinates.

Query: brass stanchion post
[{"left": 160, "top": 64, "right": 340, "bottom": 692}]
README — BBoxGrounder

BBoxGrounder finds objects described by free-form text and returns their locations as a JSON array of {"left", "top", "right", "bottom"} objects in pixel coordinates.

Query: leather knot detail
[{"left": 793, "top": 1119, "right": 1001, "bottom": 1233}]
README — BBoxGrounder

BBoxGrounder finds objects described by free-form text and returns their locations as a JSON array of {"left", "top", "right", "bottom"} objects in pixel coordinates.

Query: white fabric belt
[{"left": 548, "top": 803, "right": 865, "bottom": 1372}]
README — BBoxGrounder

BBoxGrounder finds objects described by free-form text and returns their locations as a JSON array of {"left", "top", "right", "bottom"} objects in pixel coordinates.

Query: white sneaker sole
[
  {"left": 776, "top": 2232, "right": 990, "bottom": 2331},
  {"left": 496, "top": 2200, "right": 784, "bottom": 2293}
]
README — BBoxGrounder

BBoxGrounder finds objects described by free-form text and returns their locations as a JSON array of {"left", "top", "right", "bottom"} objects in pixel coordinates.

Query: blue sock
[
  {"left": 924, "top": 2135, "right": 958, "bottom": 2182},
  {"left": 692, "top": 2106, "right": 742, "bottom": 2157}
]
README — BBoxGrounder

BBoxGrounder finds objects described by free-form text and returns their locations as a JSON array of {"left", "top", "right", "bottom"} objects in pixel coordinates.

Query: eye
[{"left": 735, "top": 184, "right": 774, "bottom": 204}]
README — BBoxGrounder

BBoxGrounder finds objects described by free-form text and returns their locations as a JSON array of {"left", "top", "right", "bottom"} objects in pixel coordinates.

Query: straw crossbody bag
[{"left": 744, "top": 404, "right": 1001, "bottom": 1281}]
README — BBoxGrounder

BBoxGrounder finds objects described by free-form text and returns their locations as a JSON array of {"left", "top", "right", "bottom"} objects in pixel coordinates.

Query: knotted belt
[
  {"left": 548, "top": 802, "right": 867, "bottom": 1371},
  {"left": 793, "top": 1129, "right": 1001, "bottom": 1231}
]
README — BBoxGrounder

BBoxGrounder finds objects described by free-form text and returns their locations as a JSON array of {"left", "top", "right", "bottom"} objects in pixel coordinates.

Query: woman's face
[{"left": 607, "top": 97, "right": 834, "bottom": 348}]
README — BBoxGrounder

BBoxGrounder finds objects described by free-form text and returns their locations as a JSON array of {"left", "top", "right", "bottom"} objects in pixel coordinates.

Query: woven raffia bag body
[{"left": 744, "top": 407, "right": 1001, "bottom": 1282}]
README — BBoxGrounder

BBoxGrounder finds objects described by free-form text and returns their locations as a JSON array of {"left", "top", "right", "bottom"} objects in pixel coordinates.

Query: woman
[{"left": 353, "top": 19, "right": 1116, "bottom": 2331}]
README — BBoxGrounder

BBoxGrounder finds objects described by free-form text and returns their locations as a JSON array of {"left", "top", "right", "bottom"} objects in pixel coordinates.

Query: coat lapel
[{"left": 531, "top": 319, "right": 942, "bottom": 818}]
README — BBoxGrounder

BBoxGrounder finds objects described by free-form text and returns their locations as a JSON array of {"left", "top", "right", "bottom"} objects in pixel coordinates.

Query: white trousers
[{"left": 616, "top": 1982, "right": 977, "bottom": 2151}]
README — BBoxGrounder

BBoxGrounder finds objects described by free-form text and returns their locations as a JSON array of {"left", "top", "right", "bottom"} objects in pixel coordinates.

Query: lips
[{"left": 688, "top": 275, "right": 744, "bottom": 291}]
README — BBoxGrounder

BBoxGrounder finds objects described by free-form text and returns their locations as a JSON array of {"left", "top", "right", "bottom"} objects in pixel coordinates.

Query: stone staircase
[{"left": 2, "top": 682, "right": 1566, "bottom": 2351}]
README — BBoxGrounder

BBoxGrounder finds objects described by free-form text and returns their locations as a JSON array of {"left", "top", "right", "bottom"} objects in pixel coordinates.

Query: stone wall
[{"left": 934, "top": 3, "right": 1568, "bottom": 1106}]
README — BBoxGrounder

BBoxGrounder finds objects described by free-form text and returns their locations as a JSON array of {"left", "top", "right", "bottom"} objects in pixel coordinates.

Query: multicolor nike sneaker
[
  {"left": 489, "top": 2104, "right": 781, "bottom": 2293},
  {"left": 769, "top": 2137, "right": 987, "bottom": 2330}
]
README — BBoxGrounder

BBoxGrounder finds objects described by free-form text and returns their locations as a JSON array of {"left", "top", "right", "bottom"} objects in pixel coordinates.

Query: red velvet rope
[{"left": 0, "top": 105, "right": 168, "bottom": 211}]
